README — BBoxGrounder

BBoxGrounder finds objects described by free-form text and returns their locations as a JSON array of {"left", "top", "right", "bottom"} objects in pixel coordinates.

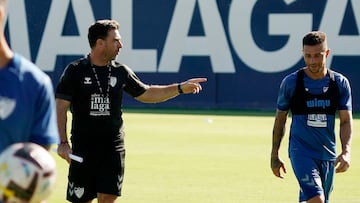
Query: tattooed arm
[{"left": 270, "top": 109, "right": 288, "bottom": 178}]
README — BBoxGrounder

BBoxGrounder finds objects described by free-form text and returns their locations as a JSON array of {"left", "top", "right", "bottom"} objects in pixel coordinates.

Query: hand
[
  {"left": 57, "top": 142, "right": 72, "bottom": 164},
  {"left": 180, "top": 78, "right": 207, "bottom": 94},
  {"left": 335, "top": 152, "right": 350, "bottom": 173},
  {"left": 271, "top": 156, "right": 287, "bottom": 178}
]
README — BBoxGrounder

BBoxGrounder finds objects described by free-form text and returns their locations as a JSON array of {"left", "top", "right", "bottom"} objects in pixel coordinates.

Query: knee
[{"left": 97, "top": 193, "right": 117, "bottom": 203}]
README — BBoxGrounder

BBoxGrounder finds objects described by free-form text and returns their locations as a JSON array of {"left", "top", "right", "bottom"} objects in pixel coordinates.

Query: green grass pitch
[{"left": 48, "top": 109, "right": 360, "bottom": 203}]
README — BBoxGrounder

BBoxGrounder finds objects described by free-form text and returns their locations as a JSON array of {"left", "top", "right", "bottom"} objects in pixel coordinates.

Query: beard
[
  {"left": 307, "top": 64, "right": 324, "bottom": 74},
  {"left": 105, "top": 51, "right": 119, "bottom": 63}
]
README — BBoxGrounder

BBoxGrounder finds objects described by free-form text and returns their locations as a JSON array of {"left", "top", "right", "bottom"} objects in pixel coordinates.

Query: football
[{"left": 0, "top": 143, "right": 56, "bottom": 203}]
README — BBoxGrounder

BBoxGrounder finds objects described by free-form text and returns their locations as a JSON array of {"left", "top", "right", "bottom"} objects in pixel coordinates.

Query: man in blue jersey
[
  {"left": 0, "top": 0, "right": 59, "bottom": 202},
  {"left": 270, "top": 31, "right": 353, "bottom": 203},
  {"left": 0, "top": 0, "right": 59, "bottom": 152}
]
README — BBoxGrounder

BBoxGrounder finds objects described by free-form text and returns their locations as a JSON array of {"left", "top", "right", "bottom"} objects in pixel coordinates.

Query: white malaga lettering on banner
[
  {"left": 158, "top": 0, "right": 235, "bottom": 73},
  {"left": 229, "top": 0, "right": 311, "bottom": 73},
  {"left": 113, "top": 0, "right": 158, "bottom": 72},
  {"left": 6, "top": 0, "right": 360, "bottom": 73},
  {"left": 36, "top": 0, "right": 94, "bottom": 71},
  {"left": 319, "top": 0, "right": 360, "bottom": 67}
]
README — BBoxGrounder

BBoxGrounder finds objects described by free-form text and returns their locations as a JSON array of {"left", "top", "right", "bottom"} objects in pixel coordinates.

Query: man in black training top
[{"left": 56, "top": 19, "right": 207, "bottom": 203}]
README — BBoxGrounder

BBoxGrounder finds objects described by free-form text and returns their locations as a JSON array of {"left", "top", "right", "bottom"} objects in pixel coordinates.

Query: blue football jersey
[
  {"left": 277, "top": 69, "right": 352, "bottom": 161},
  {"left": 0, "top": 53, "right": 59, "bottom": 152}
]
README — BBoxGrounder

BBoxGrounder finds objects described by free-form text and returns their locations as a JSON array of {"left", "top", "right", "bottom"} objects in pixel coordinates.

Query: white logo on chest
[
  {"left": 90, "top": 94, "right": 110, "bottom": 116},
  {"left": 84, "top": 77, "right": 92, "bottom": 84},
  {"left": 0, "top": 96, "right": 16, "bottom": 120},
  {"left": 110, "top": 76, "right": 117, "bottom": 87}
]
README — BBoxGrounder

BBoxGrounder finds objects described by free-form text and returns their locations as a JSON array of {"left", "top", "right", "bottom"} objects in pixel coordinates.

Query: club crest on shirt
[
  {"left": 323, "top": 86, "right": 329, "bottom": 93},
  {"left": 0, "top": 96, "right": 16, "bottom": 120},
  {"left": 110, "top": 76, "right": 117, "bottom": 87}
]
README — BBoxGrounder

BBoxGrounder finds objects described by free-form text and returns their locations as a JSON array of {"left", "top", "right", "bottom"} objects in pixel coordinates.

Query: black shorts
[{"left": 66, "top": 133, "right": 125, "bottom": 202}]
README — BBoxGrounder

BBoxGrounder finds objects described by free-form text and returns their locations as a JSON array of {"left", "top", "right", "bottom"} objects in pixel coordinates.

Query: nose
[
  {"left": 118, "top": 40, "right": 123, "bottom": 49},
  {"left": 309, "top": 57, "right": 315, "bottom": 64}
]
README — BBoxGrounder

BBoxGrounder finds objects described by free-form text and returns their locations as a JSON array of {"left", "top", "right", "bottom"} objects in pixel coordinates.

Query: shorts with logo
[
  {"left": 290, "top": 155, "right": 334, "bottom": 202},
  {"left": 66, "top": 133, "right": 125, "bottom": 203}
]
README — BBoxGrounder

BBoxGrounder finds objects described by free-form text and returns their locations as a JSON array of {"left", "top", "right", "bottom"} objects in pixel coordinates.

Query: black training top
[
  {"left": 56, "top": 56, "right": 147, "bottom": 136},
  {"left": 289, "top": 68, "right": 340, "bottom": 116}
]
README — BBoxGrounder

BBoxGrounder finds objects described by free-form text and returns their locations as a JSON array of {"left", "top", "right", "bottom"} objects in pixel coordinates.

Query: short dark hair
[
  {"left": 302, "top": 31, "right": 327, "bottom": 47},
  {"left": 88, "top": 19, "right": 120, "bottom": 48}
]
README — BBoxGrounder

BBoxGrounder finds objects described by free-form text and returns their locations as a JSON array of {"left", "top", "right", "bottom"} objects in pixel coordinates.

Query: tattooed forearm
[{"left": 271, "top": 110, "right": 288, "bottom": 156}]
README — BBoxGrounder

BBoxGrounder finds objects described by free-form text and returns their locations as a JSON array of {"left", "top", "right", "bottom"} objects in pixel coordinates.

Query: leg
[
  {"left": 97, "top": 193, "right": 118, "bottom": 203},
  {"left": 66, "top": 153, "right": 97, "bottom": 202},
  {"left": 96, "top": 150, "right": 125, "bottom": 202},
  {"left": 307, "top": 194, "right": 325, "bottom": 203},
  {"left": 95, "top": 136, "right": 125, "bottom": 203},
  {"left": 290, "top": 156, "right": 324, "bottom": 202},
  {"left": 320, "top": 160, "right": 335, "bottom": 203}
]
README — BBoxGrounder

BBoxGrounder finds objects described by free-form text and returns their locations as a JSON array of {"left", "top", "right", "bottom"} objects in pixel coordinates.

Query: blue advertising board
[{"left": 5, "top": 0, "right": 360, "bottom": 111}]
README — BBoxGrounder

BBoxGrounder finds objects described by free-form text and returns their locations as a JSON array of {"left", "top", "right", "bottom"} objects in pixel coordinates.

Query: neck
[
  {"left": 0, "top": 35, "right": 14, "bottom": 68},
  {"left": 89, "top": 52, "right": 110, "bottom": 67},
  {"left": 304, "top": 66, "right": 327, "bottom": 80}
]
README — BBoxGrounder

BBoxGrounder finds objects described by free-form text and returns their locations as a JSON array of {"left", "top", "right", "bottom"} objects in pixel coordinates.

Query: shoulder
[
  {"left": 7, "top": 54, "right": 55, "bottom": 103},
  {"left": 330, "top": 69, "right": 351, "bottom": 89},
  {"left": 276, "top": 71, "right": 299, "bottom": 100},
  {"left": 330, "top": 69, "right": 352, "bottom": 110},
  {"left": 276, "top": 71, "right": 298, "bottom": 107},
  {"left": 332, "top": 70, "right": 351, "bottom": 92},
  {"left": 15, "top": 54, "right": 52, "bottom": 87},
  {"left": 284, "top": 71, "right": 298, "bottom": 81},
  {"left": 66, "top": 57, "right": 88, "bottom": 70},
  {"left": 111, "top": 61, "right": 136, "bottom": 74},
  {"left": 60, "top": 57, "right": 89, "bottom": 78},
  {"left": 280, "top": 70, "right": 298, "bottom": 88},
  {"left": 111, "top": 61, "right": 129, "bottom": 70}
]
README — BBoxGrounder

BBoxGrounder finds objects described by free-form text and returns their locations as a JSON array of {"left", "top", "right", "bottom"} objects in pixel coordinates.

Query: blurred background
[{"left": 5, "top": 0, "right": 360, "bottom": 111}]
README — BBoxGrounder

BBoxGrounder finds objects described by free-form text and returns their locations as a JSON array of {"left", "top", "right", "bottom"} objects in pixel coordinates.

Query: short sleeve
[
  {"left": 336, "top": 74, "right": 352, "bottom": 111},
  {"left": 31, "top": 75, "right": 59, "bottom": 145},
  {"left": 277, "top": 73, "right": 297, "bottom": 111},
  {"left": 55, "top": 63, "right": 77, "bottom": 101},
  {"left": 122, "top": 65, "right": 148, "bottom": 97}
]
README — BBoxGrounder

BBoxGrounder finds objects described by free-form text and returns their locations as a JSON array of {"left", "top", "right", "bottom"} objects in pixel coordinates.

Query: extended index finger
[{"left": 189, "top": 78, "right": 207, "bottom": 83}]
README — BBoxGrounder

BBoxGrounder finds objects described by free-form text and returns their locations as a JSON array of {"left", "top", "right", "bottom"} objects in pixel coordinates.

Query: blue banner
[{"left": 6, "top": 0, "right": 360, "bottom": 111}]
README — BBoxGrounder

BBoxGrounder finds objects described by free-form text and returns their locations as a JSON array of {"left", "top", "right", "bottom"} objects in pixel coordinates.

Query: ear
[
  {"left": 95, "top": 38, "right": 105, "bottom": 47},
  {"left": 325, "top": 49, "right": 330, "bottom": 58}
]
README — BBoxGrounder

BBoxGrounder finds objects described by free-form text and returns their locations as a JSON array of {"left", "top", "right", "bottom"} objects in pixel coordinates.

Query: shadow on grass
[
  {"left": 124, "top": 107, "right": 360, "bottom": 118},
  {"left": 124, "top": 107, "right": 275, "bottom": 117}
]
